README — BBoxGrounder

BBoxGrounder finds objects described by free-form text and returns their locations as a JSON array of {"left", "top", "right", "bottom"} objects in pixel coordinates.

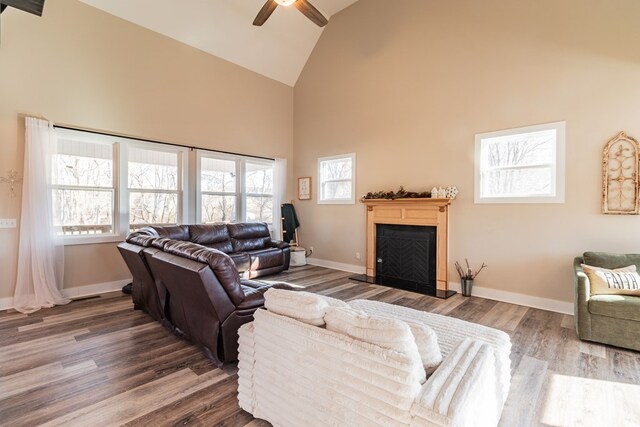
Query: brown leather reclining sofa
[{"left": 117, "top": 222, "right": 291, "bottom": 365}]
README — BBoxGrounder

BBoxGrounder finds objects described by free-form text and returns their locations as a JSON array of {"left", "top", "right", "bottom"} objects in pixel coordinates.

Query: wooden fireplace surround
[{"left": 361, "top": 198, "right": 452, "bottom": 294}]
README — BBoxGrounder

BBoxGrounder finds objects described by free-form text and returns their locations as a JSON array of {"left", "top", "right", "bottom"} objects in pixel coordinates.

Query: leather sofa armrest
[
  {"left": 238, "top": 287, "right": 268, "bottom": 310},
  {"left": 270, "top": 240, "right": 289, "bottom": 250},
  {"left": 574, "top": 257, "right": 592, "bottom": 339},
  {"left": 411, "top": 338, "right": 500, "bottom": 427}
]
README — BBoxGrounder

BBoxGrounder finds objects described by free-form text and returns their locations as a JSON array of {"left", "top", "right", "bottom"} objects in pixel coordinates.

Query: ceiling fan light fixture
[{"left": 274, "top": 0, "right": 297, "bottom": 6}]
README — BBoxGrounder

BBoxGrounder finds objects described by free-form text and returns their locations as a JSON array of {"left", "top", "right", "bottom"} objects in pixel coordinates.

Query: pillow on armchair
[{"left": 581, "top": 264, "right": 640, "bottom": 296}]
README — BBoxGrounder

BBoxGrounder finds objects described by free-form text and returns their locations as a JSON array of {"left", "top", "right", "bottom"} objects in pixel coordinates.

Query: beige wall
[
  {"left": 0, "top": 0, "right": 293, "bottom": 298},
  {"left": 294, "top": 0, "right": 640, "bottom": 302}
]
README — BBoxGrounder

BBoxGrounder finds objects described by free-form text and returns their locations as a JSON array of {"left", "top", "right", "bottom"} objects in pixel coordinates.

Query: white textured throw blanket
[{"left": 238, "top": 296, "right": 511, "bottom": 427}]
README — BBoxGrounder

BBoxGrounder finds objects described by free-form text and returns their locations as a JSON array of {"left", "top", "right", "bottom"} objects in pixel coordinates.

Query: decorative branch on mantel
[{"left": 0, "top": 170, "right": 22, "bottom": 197}]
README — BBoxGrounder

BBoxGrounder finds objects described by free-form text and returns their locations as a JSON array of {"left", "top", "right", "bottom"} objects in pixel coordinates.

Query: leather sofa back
[
  {"left": 131, "top": 225, "right": 190, "bottom": 241},
  {"left": 162, "top": 240, "right": 245, "bottom": 306},
  {"left": 189, "top": 224, "right": 234, "bottom": 253},
  {"left": 227, "top": 222, "right": 272, "bottom": 252},
  {"left": 146, "top": 249, "right": 238, "bottom": 361}
]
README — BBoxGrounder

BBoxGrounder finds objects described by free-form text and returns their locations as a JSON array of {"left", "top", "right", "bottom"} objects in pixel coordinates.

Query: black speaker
[{"left": 0, "top": 0, "right": 46, "bottom": 16}]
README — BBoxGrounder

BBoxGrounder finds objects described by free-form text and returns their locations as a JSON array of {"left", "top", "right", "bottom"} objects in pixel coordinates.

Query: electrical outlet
[
  {"left": 0, "top": 218, "right": 16, "bottom": 228},
  {"left": 355, "top": 252, "right": 361, "bottom": 260}
]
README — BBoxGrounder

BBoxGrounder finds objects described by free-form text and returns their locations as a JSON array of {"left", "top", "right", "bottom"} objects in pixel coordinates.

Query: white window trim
[
  {"left": 317, "top": 153, "right": 356, "bottom": 205},
  {"left": 54, "top": 129, "right": 121, "bottom": 245},
  {"left": 474, "top": 121, "right": 565, "bottom": 204},
  {"left": 196, "top": 150, "right": 275, "bottom": 224},
  {"left": 121, "top": 140, "right": 189, "bottom": 234},
  {"left": 196, "top": 150, "right": 240, "bottom": 224},
  {"left": 54, "top": 129, "right": 189, "bottom": 245}
]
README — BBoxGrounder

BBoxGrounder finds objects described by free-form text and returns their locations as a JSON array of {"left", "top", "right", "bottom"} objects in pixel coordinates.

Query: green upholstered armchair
[{"left": 574, "top": 252, "right": 640, "bottom": 351}]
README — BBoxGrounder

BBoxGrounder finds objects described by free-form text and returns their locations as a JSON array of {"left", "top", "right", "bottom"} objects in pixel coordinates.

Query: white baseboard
[
  {"left": 61, "top": 279, "right": 132, "bottom": 300},
  {"left": 0, "top": 296, "right": 14, "bottom": 311},
  {"left": 306, "top": 257, "right": 572, "bottom": 315},
  {"left": 307, "top": 258, "right": 366, "bottom": 274},
  {"left": 0, "top": 278, "right": 132, "bottom": 312},
  {"left": 449, "top": 281, "right": 573, "bottom": 315}
]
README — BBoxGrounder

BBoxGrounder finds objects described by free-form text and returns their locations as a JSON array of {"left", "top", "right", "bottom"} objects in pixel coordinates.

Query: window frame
[
  {"left": 317, "top": 153, "right": 356, "bottom": 205},
  {"left": 196, "top": 151, "right": 241, "bottom": 224},
  {"left": 196, "top": 150, "right": 275, "bottom": 225},
  {"left": 122, "top": 141, "right": 189, "bottom": 233},
  {"left": 53, "top": 129, "right": 189, "bottom": 245},
  {"left": 474, "top": 121, "right": 565, "bottom": 204},
  {"left": 244, "top": 158, "right": 275, "bottom": 224},
  {"left": 53, "top": 129, "right": 120, "bottom": 245}
]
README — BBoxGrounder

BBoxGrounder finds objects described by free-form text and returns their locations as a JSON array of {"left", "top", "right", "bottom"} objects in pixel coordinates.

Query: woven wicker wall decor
[{"left": 602, "top": 131, "right": 640, "bottom": 214}]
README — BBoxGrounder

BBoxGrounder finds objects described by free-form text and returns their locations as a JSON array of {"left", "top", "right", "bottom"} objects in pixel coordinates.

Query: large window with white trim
[
  {"left": 51, "top": 128, "right": 277, "bottom": 244},
  {"left": 197, "top": 151, "right": 274, "bottom": 225},
  {"left": 475, "top": 122, "right": 565, "bottom": 203},
  {"left": 318, "top": 153, "right": 356, "bottom": 204},
  {"left": 52, "top": 133, "right": 115, "bottom": 236},
  {"left": 200, "top": 156, "right": 238, "bottom": 223},
  {"left": 245, "top": 161, "right": 274, "bottom": 223},
  {"left": 127, "top": 146, "right": 183, "bottom": 230}
]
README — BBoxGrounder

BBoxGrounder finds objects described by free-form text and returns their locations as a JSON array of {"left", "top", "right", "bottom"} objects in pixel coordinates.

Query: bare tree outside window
[
  {"left": 201, "top": 158, "right": 237, "bottom": 223},
  {"left": 246, "top": 162, "right": 273, "bottom": 223},
  {"left": 318, "top": 154, "right": 355, "bottom": 203},
  {"left": 128, "top": 148, "right": 180, "bottom": 230},
  {"left": 52, "top": 141, "right": 115, "bottom": 235},
  {"left": 475, "top": 122, "right": 565, "bottom": 203}
]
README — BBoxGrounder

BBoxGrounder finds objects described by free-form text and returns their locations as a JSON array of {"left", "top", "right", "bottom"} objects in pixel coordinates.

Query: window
[
  {"left": 245, "top": 161, "right": 274, "bottom": 223},
  {"left": 127, "top": 146, "right": 183, "bottom": 230},
  {"left": 200, "top": 156, "right": 238, "bottom": 223},
  {"left": 475, "top": 122, "right": 565, "bottom": 203},
  {"left": 318, "top": 153, "right": 356, "bottom": 204},
  {"left": 51, "top": 128, "right": 275, "bottom": 244},
  {"left": 52, "top": 133, "right": 115, "bottom": 237},
  {"left": 197, "top": 151, "right": 274, "bottom": 224}
]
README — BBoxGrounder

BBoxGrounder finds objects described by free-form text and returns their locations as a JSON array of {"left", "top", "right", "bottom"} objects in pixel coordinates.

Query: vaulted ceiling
[{"left": 79, "top": 0, "right": 359, "bottom": 86}]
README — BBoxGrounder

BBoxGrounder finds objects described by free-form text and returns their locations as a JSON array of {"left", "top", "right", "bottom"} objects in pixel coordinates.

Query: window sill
[
  {"left": 62, "top": 234, "right": 124, "bottom": 246},
  {"left": 475, "top": 195, "right": 565, "bottom": 204}
]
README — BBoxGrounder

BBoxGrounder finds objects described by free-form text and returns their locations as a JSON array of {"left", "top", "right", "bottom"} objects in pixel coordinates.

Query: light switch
[{"left": 0, "top": 219, "right": 16, "bottom": 228}]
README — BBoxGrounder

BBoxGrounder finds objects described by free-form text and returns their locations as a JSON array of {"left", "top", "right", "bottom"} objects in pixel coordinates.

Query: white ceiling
[{"left": 80, "top": 0, "right": 359, "bottom": 86}]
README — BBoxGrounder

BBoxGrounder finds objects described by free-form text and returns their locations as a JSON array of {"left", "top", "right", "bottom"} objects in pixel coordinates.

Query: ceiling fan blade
[
  {"left": 293, "top": 0, "right": 328, "bottom": 27},
  {"left": 253, "top": 0, "right": 278, "bottom": 26}
]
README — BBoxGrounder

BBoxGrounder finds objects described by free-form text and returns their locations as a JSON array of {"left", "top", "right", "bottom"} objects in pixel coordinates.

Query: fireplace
[
  {"left": 351, "top": 198, "right": 455, "bottom": 299},
  {"left": 375, "top": 224, "right": 437, "bottom": 294}
]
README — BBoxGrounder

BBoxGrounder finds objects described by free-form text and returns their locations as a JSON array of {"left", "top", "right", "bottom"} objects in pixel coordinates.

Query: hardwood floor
[{"left": 1, "top": 265, "right": 639, "bottom": 426}]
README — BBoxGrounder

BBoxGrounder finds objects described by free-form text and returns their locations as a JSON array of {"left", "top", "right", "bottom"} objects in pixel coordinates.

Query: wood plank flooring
[{"left": 1, "top": 265, "right": 639, "bottom": 426}]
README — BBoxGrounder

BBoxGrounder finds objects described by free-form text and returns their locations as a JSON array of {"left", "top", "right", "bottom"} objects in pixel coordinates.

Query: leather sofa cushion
[
  {"left": 238, "top": 285, "right": 268, "bottom": 310},
  {"left": 589, "top": 294, "right": 640, "bottom": 322},
  {"left": 229, "top": 253, "right": 251, "bottom": 272},
  {"left": 162, "top": 240, "right": 245, "bottom": 306},
  {"left": 248, "top": 248, "right": 284, "bottom": 270},
  {"left": 189, "top": 224, "right": 233, "bottom": 253},
  {"left": 126, "top": 234, "right": 156, "bottom": 247},
  {"left": 151, "top": 237, "right": 172, "bottom": 250},
  {"left": 583, "top": 252, "right": 640, "bottom": 271},
  {"left": 227, "top": 222, "right": 272, "bottom": 252},
  {"left": 148, "top": 225, "right": 190, "bottom": 241}
]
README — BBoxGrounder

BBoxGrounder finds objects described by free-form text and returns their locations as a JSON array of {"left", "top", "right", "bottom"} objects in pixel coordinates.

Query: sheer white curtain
[
  {"left": 272, "top": 158, "right": 287, "bottom": 240},
  {"left": 13, "top": 117, "right": 70, "bottom": 314}
]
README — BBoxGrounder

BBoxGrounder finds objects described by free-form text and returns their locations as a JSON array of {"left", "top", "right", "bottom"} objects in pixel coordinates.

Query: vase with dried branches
[{"left": 454, "top": 259, "right": 487, "bottom": 297}]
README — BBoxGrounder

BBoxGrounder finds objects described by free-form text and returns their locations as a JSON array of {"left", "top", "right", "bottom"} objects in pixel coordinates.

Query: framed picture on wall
[{"left": 298, "top": 177, "right": 312, "bottom": 200}]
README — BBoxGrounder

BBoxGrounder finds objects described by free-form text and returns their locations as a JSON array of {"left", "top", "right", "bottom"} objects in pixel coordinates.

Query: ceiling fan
[{"left": 253, "top": 0, "right": 328, "bottom": 27}]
